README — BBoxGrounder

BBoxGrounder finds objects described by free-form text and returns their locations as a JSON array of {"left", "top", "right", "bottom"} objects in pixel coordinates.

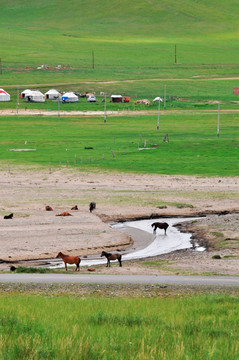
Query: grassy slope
[{"left": 0, "top": 0, "right": 239, "bottom": 86}]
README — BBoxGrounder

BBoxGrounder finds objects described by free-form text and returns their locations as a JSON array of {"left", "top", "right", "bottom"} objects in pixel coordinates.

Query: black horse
[
  {"left": 89, "top": 202, "right": 96, "bottom": 213},
  {"left": 151, "top": 222, "right": 169, "bottom": 235},
  {"left": 101, "top": 251, "right": 122, "bottom": 267},
  {"left": 4, "top": 213, "right": 13, "bottom": 219}
]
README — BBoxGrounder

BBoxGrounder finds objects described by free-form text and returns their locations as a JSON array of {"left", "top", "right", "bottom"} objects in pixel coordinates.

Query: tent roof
[
  {"left": 62, "top": 92, "right": 78, "bottom": 98},
  {"left": 29, "top": 91, "right": 44, "bottom": 96},
  {"left": 45, "top": 89, "right": 60, "bottom": 95},
  {"left": 111, "top": 94, "right": 122, "bottom": 98},
  {"left": 153, "top": 96, "right": 163, "bottom": 102},
  {"left": 0, "top": 88, "right": 9, "bottom": 95}
]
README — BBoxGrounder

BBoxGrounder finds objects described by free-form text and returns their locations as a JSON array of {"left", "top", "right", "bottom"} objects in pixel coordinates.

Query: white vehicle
[{"left": 87, "top": 95, "right": 96, "bottom": 102}]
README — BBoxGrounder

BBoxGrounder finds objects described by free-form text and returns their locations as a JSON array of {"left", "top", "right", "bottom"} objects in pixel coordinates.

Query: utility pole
[
  {"left": 58, "top": 98, "right": 60, "bottom": 119},
  {"left": 174, "top": 44, "right": 177, "bottom": 65},
  {"left": 157, "top": 100, "right": 160, "bottom": 131},
  {"left": 104, "top": 94, "right": 107, "bottom": 124},
  {"left": 217, "top": 102, "right": 220, "bottom": 138},
  {"left": 156, "top": 97, "right": 163, "bottom": 131},
  {"left": 16, "top": 88, "right": 19, "bottom": 114},
  {"left": 164, "top": 85, "right": 166, "bottom": 110},
  {"left": 92, "top": 50, "right": 94, "bottom": 69}
]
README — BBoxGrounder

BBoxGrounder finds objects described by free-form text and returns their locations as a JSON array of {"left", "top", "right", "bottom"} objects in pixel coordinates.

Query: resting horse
[
  {"left": 101, "top": 251, "right": 122, "bottom": 267},
  {"left": 4, "top": 213, "right": 13, "bottom": 219},
  {"left": 151, "top": 222, "right": 169, "bottom": 235},
  {"left": 56, "top": 252, "right": 81, "bottom": 271}
]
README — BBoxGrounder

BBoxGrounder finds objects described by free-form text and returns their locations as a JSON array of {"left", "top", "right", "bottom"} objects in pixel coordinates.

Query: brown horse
[
  {"left": 56, "top": 252, "right": 81, "bottom": 271},
  {"left": 151, "top": 222, "right": 169, "bottom": 235},
  {"left": 45, "top": 205, "right": 53, "bottom": 211},
  {"left": 71, "top": 205, "right": 78, "bottom": 210},
  {"left": 101, "top": 251, "right": 122, "bottom": 267},
  {"left": 56, "top": 212, "right": 72, "bottom": 216}
]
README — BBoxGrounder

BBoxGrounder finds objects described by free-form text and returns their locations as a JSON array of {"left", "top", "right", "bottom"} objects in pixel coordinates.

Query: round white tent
[
  {"left": 25, "top": 90, "right": 45, "bottom": 103},
  {"left": 45, "top": 89, "right": 61, "bottom": 100},
  {"left": 61, "top": 92, "right": 78, "bottom": 103},
  {"left": 21, "top": 89, "right": 32, "bottom": 98},
  {"left": 0, "top": 88, "right": 10, "bottom": 101}
]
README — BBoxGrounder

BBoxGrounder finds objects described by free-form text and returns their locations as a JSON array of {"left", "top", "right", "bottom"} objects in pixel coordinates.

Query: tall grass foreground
[{"left": 0, "top": 294, "right": 239, "bottom": 359}]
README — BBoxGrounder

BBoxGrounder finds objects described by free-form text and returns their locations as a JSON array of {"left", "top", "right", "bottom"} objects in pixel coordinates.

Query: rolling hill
[{"left": 0, "top": 0, "right": 238, "bottom": 85}]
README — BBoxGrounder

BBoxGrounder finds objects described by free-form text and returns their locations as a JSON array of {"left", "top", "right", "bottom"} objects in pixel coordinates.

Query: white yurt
[
  {"left": 25, "top": 90, "right": 45, "bottom": 103},
  {"left": 45, "top": 89, "right": 61, "bottom": 100},
  {"left": 110, "top": 95, "right": 123, "bottom": 103},
  {"left": 0, "top": 88, "right": 10, "bottom": 101},
  {"left": 21, "top": 89, "right": 32, "bottom": 98},
  {"left": 61, "top": 92, "right": 78, "bottom": 103}
]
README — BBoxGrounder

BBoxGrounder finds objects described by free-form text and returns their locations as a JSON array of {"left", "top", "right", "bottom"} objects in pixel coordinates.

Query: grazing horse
[
  {"left": 89, "top": 202, "right": 96, "bottom": 213},
  {"left": 151, "top": 222, "right": 169, "bottom": 235},
  {"left": 101, "top": 251, "right": 122, "bottom": 267},
  {"left": 56, "top": 252, "right": 81, "bottom": 271},
  {"left": 4, "top": 213, "right": 13, "bottom": 219}
]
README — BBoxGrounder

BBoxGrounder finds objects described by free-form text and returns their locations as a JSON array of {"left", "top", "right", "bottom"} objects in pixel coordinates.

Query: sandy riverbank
[{"left": 0, "top": 167, "right": 238, "bottom": 273}]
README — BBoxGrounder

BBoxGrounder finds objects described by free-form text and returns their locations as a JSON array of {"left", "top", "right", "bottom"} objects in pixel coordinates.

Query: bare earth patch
[{"left": 0, "top": 166, "right": 238, "bottom": 275}]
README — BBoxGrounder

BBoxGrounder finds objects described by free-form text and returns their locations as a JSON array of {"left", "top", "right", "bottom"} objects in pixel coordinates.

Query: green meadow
[
  {"left": 1, "top": 113, "right": 238, "bottom": 176},
  {"left": 0, "top": 2, "right": 239, "bottom": 359},
  {"left": 1, "top": 294, "right": 239, "bottom": 360},
  {"left": 0, "top": 0, "right": 239, "bottom": 88}
]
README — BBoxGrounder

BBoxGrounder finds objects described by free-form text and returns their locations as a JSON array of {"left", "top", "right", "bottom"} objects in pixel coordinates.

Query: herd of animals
[{"left": 3, "top": 203, "right": 169, "bottom": 272}]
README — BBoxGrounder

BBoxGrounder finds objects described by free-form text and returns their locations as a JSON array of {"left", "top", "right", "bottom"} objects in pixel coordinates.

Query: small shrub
[
  {"left": 212, "top": 254, "right": 221, "bottom": 260},
  {"left": 16, "top": 267, "right": 49, "bottom": 273},
  {"left": 176, "top": 203, "right": 194, "bottom": 209}
]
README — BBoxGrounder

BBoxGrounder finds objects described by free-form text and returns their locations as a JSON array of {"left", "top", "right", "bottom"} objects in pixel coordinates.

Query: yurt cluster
[
  {"left": 0, "top": 88, "right": 81, "bottom": 103},
  {"left": 0, "top": 88, "right": 131, "bottom": 103},
  {"left": 21, "top": 89, "right": 78, "bottom": 103}
]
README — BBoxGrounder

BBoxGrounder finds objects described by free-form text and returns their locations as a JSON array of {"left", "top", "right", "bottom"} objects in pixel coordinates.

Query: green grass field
[
  {"left": 0, "top": 0, "right": 239, "bottom": 89},
  {"left": 1, "top": 294, "right": 239, "bottom": 359},
  {"left": 0, "top": 3, "right": 239, "bottom": 359},
  {"left": 1, "top": 113, "right": 238, "bottom": 176}
]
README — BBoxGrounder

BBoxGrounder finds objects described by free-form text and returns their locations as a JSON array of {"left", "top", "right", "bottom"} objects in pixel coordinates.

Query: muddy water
[{"left": 46, "top": 217, "right": 202, "bottom": 268}]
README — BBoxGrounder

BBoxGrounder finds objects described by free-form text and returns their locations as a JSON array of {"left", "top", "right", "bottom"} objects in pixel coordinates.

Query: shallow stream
[{"left": 46, "top": 217, "right": 204, "bottom": 268}]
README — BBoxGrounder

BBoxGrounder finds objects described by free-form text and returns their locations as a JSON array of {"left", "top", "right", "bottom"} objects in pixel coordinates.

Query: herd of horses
[
  {"left": 56, "top": 221, "right": 169, "bottom": 271},
  {"left": 56, "top": 250, "right": 123, "bottom": 271},
  {"left": 3, "top": 197, "right": 170, "bottom": 271}
]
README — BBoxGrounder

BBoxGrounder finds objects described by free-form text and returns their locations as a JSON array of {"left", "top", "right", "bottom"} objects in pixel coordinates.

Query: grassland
[
  {"left": 0, "top": 113, "right": 238, "bottom": 176},
  {"left": 0, "top": 0, "right": 239, "bottom": 89},
  {"left": 0, "top": 3, "right": 238, "bottom": 359},
  {"left": 1, "top": 293, "right": 239, "bottom": 359}
]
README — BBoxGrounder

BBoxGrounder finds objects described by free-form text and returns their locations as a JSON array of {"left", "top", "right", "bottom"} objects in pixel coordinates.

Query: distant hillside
[
  {"left": 0, "top": 0, "right": 238, "bottom": 85},
  {"left": 1, "top": 0, "right": 238, "bottom": 39}
]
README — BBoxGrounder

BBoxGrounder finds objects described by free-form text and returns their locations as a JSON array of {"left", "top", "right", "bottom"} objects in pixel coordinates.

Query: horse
[
  {"left": 4, "top": 213, "right": 13, "bottom": 219},
  {"left": 56, "top": 252, "right": 81, "bottom": 271},
  {"left": 71, "top": 205, "right": 78, "bottom": 210},
  {"left": 45, "top": 205, "right": 53, "bottom": 211},
  {"left": 101, "top": 251, "right": 122, "bottom": 267},
  {"left": 56, "top": 212, "right": 72, "bottom": 216},
  {"left": 89, "top": 202, "right": 96, "bottom": 213},
  {"left": 151, "top": 222, "right": 169, "bottom": 235}
]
